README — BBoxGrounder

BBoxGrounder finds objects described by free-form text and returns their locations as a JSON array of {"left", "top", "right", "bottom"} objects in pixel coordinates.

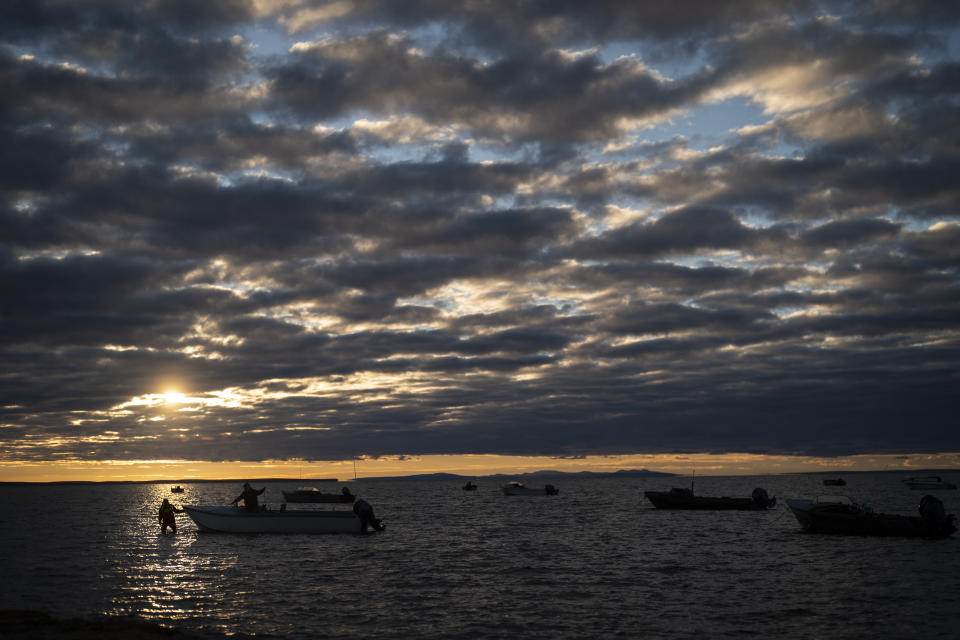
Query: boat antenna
[
  {"left": 691, "top": 465, "right": 695, "bottom": 493},
  {"left": 353, "top": 456, "right": 357, "bottom": 481}
]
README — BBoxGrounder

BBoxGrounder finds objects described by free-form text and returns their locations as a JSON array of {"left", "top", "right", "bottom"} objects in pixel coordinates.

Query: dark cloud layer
[{"left": 1, "top": 1, "right": 958, "bottom": 464}]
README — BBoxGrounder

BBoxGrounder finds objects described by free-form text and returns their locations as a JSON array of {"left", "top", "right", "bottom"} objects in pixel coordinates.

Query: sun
[{"left": 162, "top": 390, "right": 187, "bottom": 404}]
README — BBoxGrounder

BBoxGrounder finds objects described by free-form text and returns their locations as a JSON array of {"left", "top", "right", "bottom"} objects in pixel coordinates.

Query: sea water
[{"left": 1, "top": 473, "right": 958, "bottom": 639}]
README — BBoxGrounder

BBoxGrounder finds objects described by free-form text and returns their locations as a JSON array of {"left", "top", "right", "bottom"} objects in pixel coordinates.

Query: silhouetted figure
[
  {"left": 232, "top": 482, "right": 265, "bottom": 512},
  {"left": 341, "top": 486, "right": 354, "bottom": 501},
  {"left": 158, "top": 498, "right": 183, "bottom": 534},
  {"left": 353, "top": 499, "right": 385, "bottom": 533}
]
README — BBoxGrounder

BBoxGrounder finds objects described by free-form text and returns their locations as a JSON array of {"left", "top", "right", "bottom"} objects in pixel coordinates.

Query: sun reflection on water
[{"left": 103, "top": 483, "right": 244, "bottom": 626}]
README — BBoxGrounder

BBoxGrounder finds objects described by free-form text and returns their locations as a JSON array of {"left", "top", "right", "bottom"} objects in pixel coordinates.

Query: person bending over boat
[
  {"left": 353, "top": 499, "right": 385, "bottom": 533},
  {"left": 158, "top": 498, "right": 183, "bottom": 534},
  {"left": 232, "top": 482, "right": 266, "bottom": 512}
]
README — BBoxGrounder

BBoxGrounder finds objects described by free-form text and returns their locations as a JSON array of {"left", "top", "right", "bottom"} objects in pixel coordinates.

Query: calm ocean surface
[{"left": 1, "top": 473, "right": 958, "bottom": 639}]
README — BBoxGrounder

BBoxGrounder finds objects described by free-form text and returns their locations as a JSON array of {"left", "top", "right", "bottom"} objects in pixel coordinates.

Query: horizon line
[{"left": 3, "top": 466, "right": 959, "bottom": 485}]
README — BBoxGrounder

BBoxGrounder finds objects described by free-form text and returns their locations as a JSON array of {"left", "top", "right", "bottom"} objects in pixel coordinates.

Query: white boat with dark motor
[
  {"left": 902, "top": 476, "right": 957, "bottom": 490},
  {"left": 502, "top": 481, "right": 559, "bottom": 496},
  {"left": 786, "top": 494, "right": 956, "bottom": 538},
  {"left": 183, "top": 499, "right": 384, "bottom": 534}
]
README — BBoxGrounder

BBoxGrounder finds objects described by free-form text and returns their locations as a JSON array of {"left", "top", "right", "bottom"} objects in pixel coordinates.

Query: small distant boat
[
  {"left": 183, "top": 500, "right": 384, "bottom": 534},
  {"left": 644, "top": 487, "right": 776, "bottom": 510},
  {"left": 502, "top": 481, "right": 558, "bottom": 496},
  {"left": 282, "top": 487, "right": 355, "bottom": 503},
  {"left": 462, "top": 481, "right": 478, "bottom": 491},
  {"left": 902, "top": 476, "right": 957, "bottom": 490},
  {"left": 786, "top": 495, "right": 956, "bottom": 538},
  {"left": 171, "top": 486, "right": 185, "bottom": 493},
  {"left": 823, "top": 478, "right": 846, "bottom": 486}
]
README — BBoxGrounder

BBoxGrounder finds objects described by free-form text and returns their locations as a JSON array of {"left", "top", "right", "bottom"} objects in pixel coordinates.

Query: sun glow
[{"left": 162, "top": 390, "right": 187, "bottom": 404}]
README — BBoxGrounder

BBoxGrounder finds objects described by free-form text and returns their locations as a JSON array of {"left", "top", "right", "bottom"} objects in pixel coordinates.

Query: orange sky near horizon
[{"left": 2, "top": 452, "right": 959, "bottom": 483}]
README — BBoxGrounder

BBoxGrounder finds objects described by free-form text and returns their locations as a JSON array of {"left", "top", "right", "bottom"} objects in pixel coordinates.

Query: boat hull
[
  {"left": 503, "top": 488, "right": 553, "bottom": 496},
  {"left": 183, "top": 506, "right": 367, "bottom": 534},
  {"left": 903, "top": 482, "right": 957, "bottom": 490},
  {"left": 786, "top": 499, "right": 956, "bottom": 538},
  {"left": 644, "top": 491, "right": 773, "bottom": 510},
  {"left": 502, "top": 484, "right": 558, "bottom": 496}
]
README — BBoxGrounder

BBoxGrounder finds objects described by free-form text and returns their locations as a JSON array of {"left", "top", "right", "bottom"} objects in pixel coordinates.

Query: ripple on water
[{"left": 2, "top": 475, "right": 959, "bottom": 639}]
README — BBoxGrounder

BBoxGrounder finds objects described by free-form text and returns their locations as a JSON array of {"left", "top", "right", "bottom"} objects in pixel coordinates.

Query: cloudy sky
[{"left": 2, "top": 1, "right": 959, "bottom": 480}]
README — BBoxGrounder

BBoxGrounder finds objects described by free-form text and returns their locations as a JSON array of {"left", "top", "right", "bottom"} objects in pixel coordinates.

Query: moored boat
[
  {"left": 183, "top": 500, "right": 384, "bottom": 534},
  {"left": 171, "top": 486, "right": 185, "bottom": 493},
  {"left": 281, "top": 487, "right": 355, "bottom": 503},
  {"left": 502, "top": 481, "right": 558, "bottom": 496},
  {"left": 644, "top": 487, "right": 776, "bottom": 510},
  {"left": 823, "top": 478, "right": 846, "bottom": 486},
  {"left": 902, "top": 476, "right": 957, "bottom": 490},
  {"left": 462, "top": 481, "right": 478, "bottom": 491},
  {"left": 786, "top": 495, "right": 956, "bottom": 538}
]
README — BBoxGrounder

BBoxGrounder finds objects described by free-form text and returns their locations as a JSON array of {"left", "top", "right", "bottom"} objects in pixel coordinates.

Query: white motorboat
[
  {"left": 502, "top": 481, "right": 559, "bottom": 496},
  {"left": 902, "top": 476, "right": 957, "bottom": 490},
  {"left": 644, "top": 486, "right": 775, "bottom": 510},
  {"left": 183, "top": 503, "right": 383, "bottom": 534},
  {"left": 786, "top": 495, "right": 956, "bottom": 538}
]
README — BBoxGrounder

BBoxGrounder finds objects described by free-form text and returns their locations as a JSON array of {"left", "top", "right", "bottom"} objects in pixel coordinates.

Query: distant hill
[
  {"left": 7, "top": 468, "right": 959, "bottom": 486},
  {"left": 358, "top": 469, "right": 675, "bottom": 482}
]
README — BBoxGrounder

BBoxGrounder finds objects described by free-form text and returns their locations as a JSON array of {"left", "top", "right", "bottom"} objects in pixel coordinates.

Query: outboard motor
[
  {"left": 353, "top": 499, "right": 385, "bottom": 533},
  {"left": 751, "top": 487, "right": 775, "bottom": 508},
  {"left": 919, "top": 495, "right": 956, "bottom": 536},
  {"left": 545, "top": 484, "right": 558, "bottom": 495},
  {"left": 919, "top": 495, "right": 947, "bottom": 524}
]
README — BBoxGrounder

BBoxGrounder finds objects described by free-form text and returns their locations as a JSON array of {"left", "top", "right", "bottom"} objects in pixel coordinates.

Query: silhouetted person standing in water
[
  {"left": 232, "top": 482, "right": 265, "bottom": 512},
  {"left": 158, "top": 498, "right": 183, "bottom": 533}
]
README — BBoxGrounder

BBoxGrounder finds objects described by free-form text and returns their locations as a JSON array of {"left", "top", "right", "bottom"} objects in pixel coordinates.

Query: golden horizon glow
[{"left": 1, "top": 452, "right": 958, "bottom": 483}]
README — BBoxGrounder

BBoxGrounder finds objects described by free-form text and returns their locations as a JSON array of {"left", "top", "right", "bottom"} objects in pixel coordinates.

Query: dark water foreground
[
  {"left": 1, "top": 473, "right": 958, "bottom": 639},
  {"left": 0, "top": 609, "right": 238, "bottom": 639}
]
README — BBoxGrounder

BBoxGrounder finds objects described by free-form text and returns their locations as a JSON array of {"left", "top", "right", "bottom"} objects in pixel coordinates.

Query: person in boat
[
  {"left": 232, "top": 482, "right": 266, "bottom": 512},
  {"left": 158, "top": 498, "right": 183, "bottom": 534},
  {"left": 342, "top": 486, "right": 354, "bottom": 500}
]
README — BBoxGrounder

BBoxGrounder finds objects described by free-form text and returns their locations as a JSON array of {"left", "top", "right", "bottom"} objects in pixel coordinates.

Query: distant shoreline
[
  {"left": 1, "top": 467, "right": 957, "bottom": 485},
  {"left": 0, "top": 469, "right": 675, "bottom": 485}
]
